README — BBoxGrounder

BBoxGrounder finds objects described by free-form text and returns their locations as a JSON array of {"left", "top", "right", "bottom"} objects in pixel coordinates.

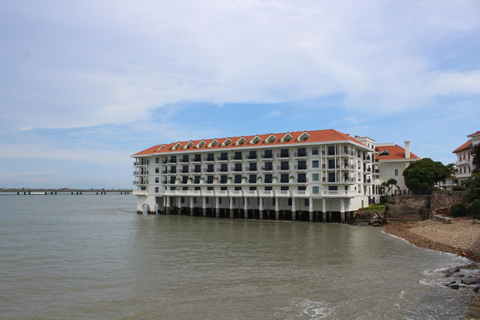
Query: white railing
[
  {"left": 132, "top": 190, "right": 148, "bottom": 195},
  {"left": 292, "top": 190, "right": 309, "bottom": 197},
  {"left": 187, "top": 190, "right": 201, "bottom": 196},
  {"left": 215, "top": 190, "right": 228, "bottom": 197},
  {"left": 275, "top": 190, "right": 290, "bottom": 197},
  {"left": 259, "top": 190, "right": 274, "bottom": 197},
  {"left": 321, "top": 190, "right": 352, "bottom": 197},
  {"left": 202, "top": 190, "right": 215, "bottom": 196},
  {"left": 229, "top": 190, "right": 243, "bottom": 197},
  {"left": 243, "top": 190, "right": 258, "bottom": 197}
]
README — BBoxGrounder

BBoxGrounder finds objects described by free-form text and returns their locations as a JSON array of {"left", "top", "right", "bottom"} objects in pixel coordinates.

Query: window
[
  {"left": 265, "top": 174, "right": 272, "bottom": 183},
  {"left": 219, "top": 152, "right": 228, "bottom": 161},
  {"left": 281, "top": 161, "right": 289, "bottom": 170},
  {"left": 170, "top": 165, "right": 176, "bottom": 173},
  {"left": 220, "top": 175, "right": 227, "bottom": 184},
  {"left": 281, "top": 174, "right": 289, "bottom": 183},
  {"left": 249, "top": 163, "right": 257, "bottom": 171},
  {"left": 312, "top": 160, "right": 319, "bottom": 168},
  {"left": 194, "top": 154, "right": 201, "bottom": 162},
  {"left": 194, "top": 165, "right": 201, "bottom": 173},
  {"left": 328, "top": 159, "right": 335, "bottom": 169},
  {"left": 170, "top": 155, "right": 177, "bottom": 163},
  {"left": 264, "top": 150, "right": 273, "bottom": 158},
  {"left": 155, "top": 157, "right": 159, "bottom": 163},
  {"left": 182, "top": 165, "right": 188, "bottom": 173},
  {"left": 328, "top": 172, "right": 336, "bottom": 182},
  {"left": 220, "top": 163, "right": 228, "bottom": 172},
  {"left": 281, "top": 186, "right": 289, "bottom": 191},
  {"left": 249, "top": 174, "right": 257, "bottom": 183},
  {"left": 207, "top": 153, "right": 214, "bottom": 161},
  {"left": 248, "top": 150, "right": 257, "bottom": 159},
  {"left": 312, "top": 147, "right": 319, "bottom": 155},
  {"left": 280, "top": 149, "right": 289, "bottom": 157},
  {"left": 155, "top": 167, "right": 160, "bottom": 173},
  {"left": 194, "top": 176, "right": 200, "bottom": 184},
  {"left": 312, "top": 173, "right": 319, "bottom": 181},
  {"left": 235, "top": 163, "right": 242, "bottom": 172},
  {"left": 155, "top": 187, "right": 159, "bottom": 193},
  {"left": 207, "top": 164, "right": 214, "bottom": 172},
  {"left": 329, "top": 186, "right": 338, "bottom": 191},
  {"left": 234, "top": 175, "right": 242, "bottom": 183},
  {"left": 298, "top": 160, "right": 307, "bottom": 170},
  {"left": 395, "top": 169, "right": 399, "bottom": 176},
  {"left": 312, "top": 186, "right": 319, "bottom": 194},
  {"left": 297, "top": 147, "right": 307, "bottom": 157},
  {"left": 207, "top": 175, "right": 214, "bottom": 184},
  {"left": 234, "top": 151, "right": 242, "bottom": 160},
  {"left": 327, "top": 146, "right": 335, "bottom": 155},
  {"left": 264, "top": 162, "right": 273, "bottom": 170},
  {"left": 182, "top": 155, "right": 189, "bottom": 162},
  {"left": 182, "top": 176, "right": 188, "bottom": 184},
  {"left": 304, "top": 198, "right": 309, "bottom": 206},
  {"left": 298, "top": 173, "right": 307, "bottom": 183},
  {"left": 155, "top": 177, "right": 159, "bottom": 183}
]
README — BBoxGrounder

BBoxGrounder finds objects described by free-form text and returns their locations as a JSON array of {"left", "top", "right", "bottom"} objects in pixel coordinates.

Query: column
[
  {"left": 190, "top": 197, "right": 194, "bottom": 216},
  {"left": 308, "top": 197, "right": 313, "bottom": 222},
  {"left": 244, "top": 197, "right": 248, "bottom": 219},
  {"left": 291, "top": 197, "right": 296, "bottom": 221},
  {"left": 259, "top": 197, "right": 263, "bottom": 220},
  {"left": 340, "top": 199, "right": 345, "bottom": 223},
  {"left": 275, "top": 197, "right": 279, "bottom": 220},
  {"left": 322, "top": 198, "right": 326, "bottom": 222},
  {"left": 229, "top": 197, "right": 234, "bottom": 219},
  {"left": 216, "top": 197, "right": 220, "bottom": 218},
  {"left": 202, "top": 197, "right": 207, "bottom": 217}
]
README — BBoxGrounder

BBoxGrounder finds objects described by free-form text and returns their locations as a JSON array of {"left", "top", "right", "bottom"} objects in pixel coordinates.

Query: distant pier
[{"left": 0, "top": 188, "right": 132, "bottom": 195}]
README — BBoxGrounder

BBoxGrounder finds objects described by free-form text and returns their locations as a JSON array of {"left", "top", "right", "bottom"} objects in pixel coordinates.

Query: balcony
[
  {"left": 261, "top": 166, "right": 273, "bottom": 171},
  {"left": 275, "top": 190, "right": 290, "bottom": 197},
  {"left": 231, "top": 167, "right": 243, "bottom": 172},
  {"left": 204, "top": 157, "right": 215, "bottom": 163},
  {"left": 294, "top": 165, "right": 308, "bottom": 171},
  {"left": 322, "top": 190, "right": 354, "bottom": 198},
  {"left": 192, "top": 157, "right": 202, "bottom": 163},
  {"left": 277, "top": 165, "right": 290, "bottom": 171},
  {"left": 244, "top": 190, "right": 258, "bottom": 197},
  {"left": 246, "top": 156, "right": 257, "bottom": 161},
  {"left": 277, "top": 153, "right": 290, "bottom": 158},
  {"left": 259, "top": 190, "right": 274, "bottom": 197},
  {"left": 292, "top": 190, "right": 308, "bottom": 197},
  {"left": 231, "top": 155, "right": 243, "bottom": 161},
  {"left": 217, "top": 156, "right": 229, "bottom": 162},
  {"left": 293, "top": 152, "right": 308, "bottom": 158},
  {"left": 261, "top": 153, "right": 274, "bottom": 159},
  {"left": 218, "top": 167, "right": 229, "bottom": 172}
]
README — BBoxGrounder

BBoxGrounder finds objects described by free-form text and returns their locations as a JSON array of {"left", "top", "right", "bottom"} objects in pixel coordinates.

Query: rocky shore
[{"left": 383, "top": 217, "right": 480, "bottom": 319}]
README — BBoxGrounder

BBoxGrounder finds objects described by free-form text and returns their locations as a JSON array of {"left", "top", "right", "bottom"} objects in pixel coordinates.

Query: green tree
[
  {"left": 465, "top": 171, "right": 480, "bottom": 202},
  {"left": 403, "top": 158, "right": 449, "bottom": 193},
  {"left": 472, "top": 144, "right": 480, "bottom": 173}
]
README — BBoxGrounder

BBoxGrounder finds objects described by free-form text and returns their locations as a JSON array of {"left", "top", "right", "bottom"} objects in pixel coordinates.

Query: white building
[
  {"left": 453, "top": 131, "right": 480, "bottom": 184},
  {"left": 132, "top": 129, "right": 377, "bottom": 222},
  {"left": 375, "top": 141, "right": 421, "bottom": 192}
]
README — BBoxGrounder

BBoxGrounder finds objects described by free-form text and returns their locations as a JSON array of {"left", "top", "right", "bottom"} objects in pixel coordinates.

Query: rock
[{"left": 474, "top": 286, "right": 480, "bottom": 293}]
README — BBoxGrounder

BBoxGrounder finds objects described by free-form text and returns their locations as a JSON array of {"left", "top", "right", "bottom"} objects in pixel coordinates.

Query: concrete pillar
[
  {"left": 229, "top": 197, "right": 233, "bottom": 218},
  {"left": 322, "top": 198, "right": 326, "bottom": 222},
  {"left": 274, "top": 197, "right": 279, "bottom": 220},
  {"left": 291, "top": 197, "right": 296, "bottom": 221},
  {"left": 244, "top": 197, "right": 248, "bottom": 219},
  {"left": 216, "top": 197, "right": 220, "bottom": 218},
  {"left": 308, "top": 197, "right": 313, "bottom": 222},
  {"left": 259, "top": 197, "right": 263, "bottom": 220},
  {"left": 340, "top": 199, "right": 345, "bottom": 223},
  {"left": 202, "top": 197, "right": 207, "bottom": 217},
  {"left": 166, "top": 197, "right": 171, "bottom": 215},
  {"left": 190, "top": 197, "right": 194, "bottom": 216}
]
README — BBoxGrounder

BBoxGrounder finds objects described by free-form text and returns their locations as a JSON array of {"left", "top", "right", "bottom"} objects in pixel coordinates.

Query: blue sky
[{"left": 1, "top": 0, "right": 479, "bottom": 189}]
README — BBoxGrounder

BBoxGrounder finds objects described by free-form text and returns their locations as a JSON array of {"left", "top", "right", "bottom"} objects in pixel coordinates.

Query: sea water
[{"left": 0, "top": 194, "right": 476, "bottom": 319}]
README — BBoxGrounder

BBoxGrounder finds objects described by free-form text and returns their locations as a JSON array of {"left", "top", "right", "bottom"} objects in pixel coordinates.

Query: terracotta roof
[
  {"left": 132, "top": 129, "right": 367, "bottom": 156},
  {"left": 376, "top": 145, "right": 420, "bottom": 161},
  {"left": 467, "top": 131, "right": 480, "bottom": 138},
  {"left": 452, "top": 140, "right": 472, "bottom": 153}
]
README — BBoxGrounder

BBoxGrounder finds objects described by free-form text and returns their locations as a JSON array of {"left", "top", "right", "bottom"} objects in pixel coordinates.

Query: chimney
[{"left": 404, "top": 141, "right": 410, "bottom": 159}]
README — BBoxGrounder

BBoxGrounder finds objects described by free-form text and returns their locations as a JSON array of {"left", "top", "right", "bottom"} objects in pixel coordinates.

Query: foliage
[
  {"left": 464, "top": 172, "right": 480, "bottom": 202},
  {"left": 360, "top": 203, "right": 386, "bottom": 212},
  {"left": 379, "top": 178, "right": 399, "bottom": 195},
  {"left": 452, "top": 186, "right": 466, "bottom": 191},
  {"left": 446, "top": 163, "right": 457, "bottom": 175},
  {"left": 467, "top": 199, "right": 480, "bottom": 215},
  {"left": 450, "top": 203, "right": 468, "bottom": 217},
  {"left": 403, "top": 158, "right": 449, "bottom": 193},
  {"left": 472, "top": 144, "right": 480, "bottom": 173}
]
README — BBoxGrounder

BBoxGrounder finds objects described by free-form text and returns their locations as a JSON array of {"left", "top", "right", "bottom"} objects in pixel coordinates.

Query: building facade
[
  {"left": 453, "top": 131, "right": 480, "bottom": 184},
  {"left": 375, "top": 141, "right": 421, "bottom": 192},
  {"left": 132, "top": 129, "right": 378, "bottom": 222}
]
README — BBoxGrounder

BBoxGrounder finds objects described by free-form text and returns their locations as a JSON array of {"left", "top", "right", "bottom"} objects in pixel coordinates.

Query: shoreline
[{"left": 382, "top": 218, "right": 480, "bottom": 263}]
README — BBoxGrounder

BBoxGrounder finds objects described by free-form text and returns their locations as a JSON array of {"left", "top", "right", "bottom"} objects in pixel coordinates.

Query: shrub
[
  {"left": 453, "top": 186, "right": 466, "bottom": 191},
  {"left": 450, "top": 203, "right": 468, "bottom": 217},
  {"left": 467, "top": 199, "right": 480, "bottom": 215}
]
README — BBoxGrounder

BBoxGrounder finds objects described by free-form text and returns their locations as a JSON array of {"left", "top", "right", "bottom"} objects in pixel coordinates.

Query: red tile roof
[
  {"left": 132, "top": 129, "right": 367, "bottom": 156},
  {"left": 467, "top": 131, "right": 480, "bottom": 138},
  {"left": 452, "top": 140, "right": 472, "bottom": 153},
  {"left": 376, "top": 145, "right": 420, "bottom": 161}
]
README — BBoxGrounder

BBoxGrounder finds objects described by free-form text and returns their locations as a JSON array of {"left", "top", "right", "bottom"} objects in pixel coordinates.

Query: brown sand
[{"left": 383, "top": 217, "right": 480, "bottom": 262}]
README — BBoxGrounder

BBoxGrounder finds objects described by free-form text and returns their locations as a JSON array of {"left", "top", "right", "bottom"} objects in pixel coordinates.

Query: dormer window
[
  {"left": 296, "top": 132, "right": 310, "bottom": 141},
  {"left": 155, "top": 145, "right": 165, "bottom": 152},
  {"left": 280, "top": 133, "right": 293, "bottom": 142},
  {"left": 172, "top": 142, "right": 182, "bottom": 150},
  {"left": 183, "top": 141, "right": 193, "bottom": 149},
  {"left": 265, "top": 135, "right": 276, "bottom": 143},
  {"left": 208, "top": 139, "right": 219, "bottom": 148},
  {"left": 196, "top": 140, "right": 206, "bottom": 148},
  {"left": 379, "top": 149, "right": 389, "bottom": 156},
  {"left": 249, "top": 136, "right": 261, "bottom": 144},
  {"left": 235, "top": 137, "right": 246, "bottom": 145},
  {"left": 221, "top": 138, "right": 232, "bottom": 147}
]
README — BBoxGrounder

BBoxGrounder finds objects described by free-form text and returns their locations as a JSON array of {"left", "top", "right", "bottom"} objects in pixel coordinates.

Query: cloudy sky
[{"left": 1, "top": 0, "right": 479, "bottom": 189}]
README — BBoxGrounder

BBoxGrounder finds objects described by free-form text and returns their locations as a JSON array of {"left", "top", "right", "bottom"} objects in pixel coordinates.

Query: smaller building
[
  {"left": 452, "top": 131, "right": 480, "bottom": 184},
  {"left": 375, "top": 141, "right": 421, "bottom": 192}
]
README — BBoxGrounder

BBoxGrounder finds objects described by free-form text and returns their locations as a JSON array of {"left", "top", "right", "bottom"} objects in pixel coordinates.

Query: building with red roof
[
  {"left": 131, "top": 129, "right": 379, "bottom": 222},
  {"left": 453, "top": 131, "right": 480, "bottom": 184},
  {"left": 375, "top": 141, "right": 421, "bottom": 191}
]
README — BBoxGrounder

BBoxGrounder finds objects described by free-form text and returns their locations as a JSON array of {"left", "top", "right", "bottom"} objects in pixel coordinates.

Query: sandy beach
[{"left": 383, "top": 217, "right": 480, "bottom": 262}]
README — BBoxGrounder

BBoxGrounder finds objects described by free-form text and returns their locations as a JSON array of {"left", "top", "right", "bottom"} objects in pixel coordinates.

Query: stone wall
[
  {"left": 431, "top": 191, "right": 468, "bottom": 215},
  {"left": 385, "top": 195, "right": 432, "bottom": 222},
  {"left": 384, "top": 191, "right": 469, "bottom": 223}
]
